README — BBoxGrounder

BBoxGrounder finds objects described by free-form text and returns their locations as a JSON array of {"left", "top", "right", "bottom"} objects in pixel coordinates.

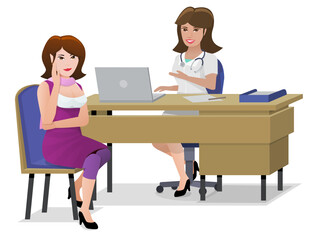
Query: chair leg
[
  {"left": 25, "top": 174, "right": 35, "bottom": 220},
  {"left": 184, "top": 147, "right": 195, "bottom": 181},
  {"left": 89, "top": 199, "right": 94, "bottom": 210},
  {"left": 68, "top": 174, "right": 78, "bottom": 220},
  {"left": 92, "top": 179, "right": 97, "bottom": 201},
  {"left": 42, "top": 174, "right": 51, "bottom": 213},
  {"left": 107, "top": 143, "right": 113, "bottom": 193},
  {"left": 200, "top": 175, "right": 206, "bottom": 201}
]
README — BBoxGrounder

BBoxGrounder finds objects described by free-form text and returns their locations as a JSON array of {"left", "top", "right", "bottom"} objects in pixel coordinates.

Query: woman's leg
[
  {"left": 74, "top": 172, "right": 83, "bottom": 201},
  {"left": 95, "top": 148, "right": 111, "bottom": 167},
  {"left": 81, "top": 153, "right": 101, "bottom": 222},
  {"left": 81, "top": 178, "right": 96, "bottom": 222},
  {"left": 167, "top": 143, "right": 189, "bottom": 190},
  {"left": 152, "top": 143, "right": 173, "bottom": 157}
]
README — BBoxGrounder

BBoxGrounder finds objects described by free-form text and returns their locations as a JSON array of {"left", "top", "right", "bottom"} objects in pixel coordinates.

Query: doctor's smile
[{"left": 186, "top": 39, "right": 195, "bottom": 44}]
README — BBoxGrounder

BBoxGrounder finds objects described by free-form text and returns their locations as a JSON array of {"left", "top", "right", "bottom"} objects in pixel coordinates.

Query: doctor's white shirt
[
  {"left": 173, "top": 51, "right": 218, "bottom": 94},
  {"left": 163, "top": 51, "right": 218, "bottom": 116}
]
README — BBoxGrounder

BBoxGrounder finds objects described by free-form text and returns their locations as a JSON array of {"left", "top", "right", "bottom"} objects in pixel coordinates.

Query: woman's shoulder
[
  {"left": 204, "top": 52, "right": 217, "bottom": 59},
  {"left": 203, "top": 52, "right": 217, "bottom": 63},
  {"left": 38, "top": 79, "right": 53, "bottom": 94}
]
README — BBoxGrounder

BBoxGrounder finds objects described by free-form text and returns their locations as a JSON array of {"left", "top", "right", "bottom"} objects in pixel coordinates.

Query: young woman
[
  {"left": 153, "top": 7, "right": 222, "bottom": 197},
  {"left": 37, "top": 35, "right": 111, "bottom": 229}
]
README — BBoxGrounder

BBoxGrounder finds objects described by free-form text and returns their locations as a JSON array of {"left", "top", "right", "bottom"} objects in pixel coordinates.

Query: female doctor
[{"left": 153, "top": 7, "right": 222, "bottom": 197}]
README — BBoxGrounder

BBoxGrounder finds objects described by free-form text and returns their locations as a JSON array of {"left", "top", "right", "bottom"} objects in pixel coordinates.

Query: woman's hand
[
  {"left": 42, "top": 122, "right": 55, "bottom": 130},
  {"left": 154, "top": 85, "right": 178, "bottom": 92},
  {"left": 169, "top": 70, "right": 190, "bottom": 81},
  {"left": 51, "top": 57, "right": 61, "bottom": 87}
]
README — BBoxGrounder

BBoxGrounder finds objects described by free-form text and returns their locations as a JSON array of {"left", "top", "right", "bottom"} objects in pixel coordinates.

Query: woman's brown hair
[
  {"left": 41, "top": 35, "right": 86, "bottom": 79},
  {"left": 173, "top": 7, "right": 222, "bottom": 54}
]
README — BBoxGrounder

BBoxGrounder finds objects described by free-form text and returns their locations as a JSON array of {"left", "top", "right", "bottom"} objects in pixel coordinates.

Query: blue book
[{"left": 239, "top": 89, "right": 287, "bottom": 102}]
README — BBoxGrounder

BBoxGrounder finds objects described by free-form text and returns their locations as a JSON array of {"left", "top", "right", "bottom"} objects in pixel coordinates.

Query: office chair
[
  {"left": 15, "top": 84, "right": 91, "bottom": 220},
  {"left": 156, "top": 60, "right": 224, "bottom": 199}
]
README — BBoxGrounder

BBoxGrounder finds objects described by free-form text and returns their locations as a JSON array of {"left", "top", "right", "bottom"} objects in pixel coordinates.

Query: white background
[{"left": 0, "top": 0, "right": 310, "bottom": 238}]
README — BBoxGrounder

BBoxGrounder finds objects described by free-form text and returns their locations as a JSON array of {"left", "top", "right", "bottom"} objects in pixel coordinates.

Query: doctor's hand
[
  {"left": 154, "top": 85, "right": 178, "bottom": 92},
  {"left": 169, "top": 71, "right": 190, "bottom": 81}
]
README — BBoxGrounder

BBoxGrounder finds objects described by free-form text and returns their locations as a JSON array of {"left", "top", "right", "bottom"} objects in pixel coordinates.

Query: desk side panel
[
  {"left": 81, "top": 115, "right": 272, "bottom": 143},
  {"left": 270, "top": 107, "right": 294, "bottom": 142}
]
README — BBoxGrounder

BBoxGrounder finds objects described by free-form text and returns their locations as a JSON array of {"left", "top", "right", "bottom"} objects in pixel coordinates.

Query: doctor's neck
[{"left": 185, "top": 44, "right": 202, "bottom": 58}]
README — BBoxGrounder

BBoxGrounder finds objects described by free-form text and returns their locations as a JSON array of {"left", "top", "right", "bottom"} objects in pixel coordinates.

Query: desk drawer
[{"left": 199, "top": 136, "right": 288, "bottom": 175}]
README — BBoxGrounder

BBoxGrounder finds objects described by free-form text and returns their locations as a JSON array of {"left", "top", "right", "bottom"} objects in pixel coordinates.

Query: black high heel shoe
[
  {"left": 174, "top": 179, "right": 191, "bottom": 197},
  {"left": 79, "top": 211, "right": 98, "bottom": 229},
  {"left": 193, "top": 161, "right": 199, "bottom": 180},
  {"left": 68, "top": 187, "right": 83, "bottom": 208}
]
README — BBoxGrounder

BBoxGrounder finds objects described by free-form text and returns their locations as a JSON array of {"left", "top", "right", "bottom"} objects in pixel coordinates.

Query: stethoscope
[{"left": 179, "top": 51, "right": 206, "bottom": 73}]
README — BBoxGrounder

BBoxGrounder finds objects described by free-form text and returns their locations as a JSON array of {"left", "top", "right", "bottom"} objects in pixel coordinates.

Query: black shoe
[
  {"left": 68, "top": 187, "right": 83, "bottom": 208},
  {"left": 79, "top": 211, "right": 98, "bottom": 229},
  {"left": 193, "top": 161, "right": 199, "bottom": 180},
  {"left": 174, "top": 179, "right": 191, "bottom": 197}
]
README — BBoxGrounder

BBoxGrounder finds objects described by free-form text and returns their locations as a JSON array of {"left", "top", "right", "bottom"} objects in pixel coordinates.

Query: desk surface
[{"left": 87, "top": 94, "right": 302, "bottom": 112}]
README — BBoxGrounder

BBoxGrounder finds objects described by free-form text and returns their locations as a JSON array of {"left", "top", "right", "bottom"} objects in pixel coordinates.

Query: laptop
[{"left": 95, "top": 67, "right": 165, "bottom": 102}]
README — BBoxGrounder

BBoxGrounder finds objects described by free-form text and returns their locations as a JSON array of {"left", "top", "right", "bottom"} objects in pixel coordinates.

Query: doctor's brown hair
[
  {"left": 41, "top": 35, "right": 86, "bottom": 79},
  {"left": 173, "top": 7, "right": 222, "bottom": 54}
]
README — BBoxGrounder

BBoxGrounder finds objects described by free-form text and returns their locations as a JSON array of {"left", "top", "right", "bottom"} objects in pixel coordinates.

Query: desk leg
[
  {"left": 107, "top": 110, "right": 113, "bottom": 192},
  {"left": 278, "top": 168, "right": 283, "bottom": 191},
  {"left": 200, "top": 175, "right": 206, "bottom": 201},
  {"left": 261, "top": 175, "right": 266, "bottom": 201}
]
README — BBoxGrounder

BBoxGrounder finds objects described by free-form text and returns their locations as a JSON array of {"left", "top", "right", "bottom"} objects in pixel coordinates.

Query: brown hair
[
  {"left": 41, "top": 35, "right": 86, "bottom": 79},
  {"left": 173, "top": 7, "right": 222, "bottom": 53}
]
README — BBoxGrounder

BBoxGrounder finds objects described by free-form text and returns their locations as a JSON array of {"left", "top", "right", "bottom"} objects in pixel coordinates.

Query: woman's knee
[
  {"left": 167, "top": 143, "right": 183, "bottom": 154},
  {"left": 152, "top": 143, "right": 167, "bottom": 149},
  {"left": 82, "top": 154, "right": 101, "bottom": 179},
  {"left": 96, "top": 148, "right": 111, "bottom": 167}
]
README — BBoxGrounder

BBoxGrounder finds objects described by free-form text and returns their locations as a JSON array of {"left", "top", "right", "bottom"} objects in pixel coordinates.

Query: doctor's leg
[
  {"left": 153, "top": 143, "right": 196, "bottom": 175},
  {"left": 152, "top": 143, "right": 173, "bottom": 157},
  {"left": 167, "top": 143, "right": 189, "bottom": 190}
]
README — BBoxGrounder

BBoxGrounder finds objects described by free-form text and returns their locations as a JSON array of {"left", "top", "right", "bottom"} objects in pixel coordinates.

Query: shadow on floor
[
  {"left": 95, "top": 183, "right": 299, "bottom": 206},
  {"left": 20, "top": 183, "right": 299, "bottom": 222}
]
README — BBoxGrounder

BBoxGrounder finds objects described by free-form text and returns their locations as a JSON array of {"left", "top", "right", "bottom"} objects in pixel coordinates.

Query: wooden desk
[{"left": 82, "top": 94, "right": 302, "bottom": 200}]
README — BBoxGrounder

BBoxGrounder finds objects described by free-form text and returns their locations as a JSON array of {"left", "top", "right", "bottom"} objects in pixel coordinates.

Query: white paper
[
  {"left": 183, "top": 94, "right": 223, "bottom": 103},
  {"left": 249, "top": 91, "right": 275, "bottom": 95}
]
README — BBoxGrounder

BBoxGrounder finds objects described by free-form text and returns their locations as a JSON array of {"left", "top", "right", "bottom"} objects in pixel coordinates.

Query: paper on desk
[{"left": 183, "top": 94, "right": 223, "bottom": 103}]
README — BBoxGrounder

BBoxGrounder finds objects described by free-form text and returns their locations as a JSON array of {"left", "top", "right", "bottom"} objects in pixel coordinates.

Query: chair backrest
[
  {"left": 206, "top": 59, "right": 224, "bottom": 94},
  {"left": 15, "top": 84, "right": 69, "bottom": 171}
]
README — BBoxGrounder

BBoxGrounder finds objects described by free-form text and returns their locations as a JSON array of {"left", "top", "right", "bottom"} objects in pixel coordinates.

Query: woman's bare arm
[
  {"left": 42, "top": 103, "right": 89, "bottom": 129},
  {"left": 154, "top": 85, "right": 178, "bottom": 92},
  {"left": 169, "top": 71, "right": 217, "bottom": 90},
  {"left": 37, "top": 61, "right": 61, "bottom": 124}
]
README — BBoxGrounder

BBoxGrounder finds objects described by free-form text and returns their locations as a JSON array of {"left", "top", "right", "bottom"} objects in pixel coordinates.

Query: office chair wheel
[
  {"left": 156, "top": 185, "right": 164, "bottom": 193},
  {"left": 199, "top": 188, "right": 207, "bottom": 195},
  {"left": 171, "top": 186, "right": 178, "bottom": 190}
]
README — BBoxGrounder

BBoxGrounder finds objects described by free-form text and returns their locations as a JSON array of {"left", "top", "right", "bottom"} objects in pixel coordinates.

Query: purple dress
[{"left": 42, "top": 80, "right": 107, "bottom": 168}]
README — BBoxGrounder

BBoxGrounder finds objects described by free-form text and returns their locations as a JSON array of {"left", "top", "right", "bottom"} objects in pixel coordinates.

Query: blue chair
[
  {"left": 15, "top": 84, "right": 82, "bottom": 220},
  {"left": 156, "top": 60, "right": 224, "bottom": 198}
]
